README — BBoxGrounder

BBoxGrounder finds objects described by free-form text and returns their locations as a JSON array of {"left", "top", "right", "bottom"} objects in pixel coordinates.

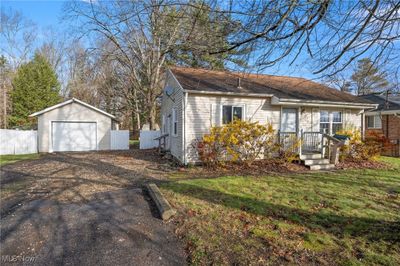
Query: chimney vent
[{"left": 237, "top": 77, "right": 242, "bottom": 88}]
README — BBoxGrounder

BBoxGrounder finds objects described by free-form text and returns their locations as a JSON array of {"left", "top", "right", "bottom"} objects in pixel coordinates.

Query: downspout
[{"left": 182, "top": 92, "right": 188, "bottom": 165}]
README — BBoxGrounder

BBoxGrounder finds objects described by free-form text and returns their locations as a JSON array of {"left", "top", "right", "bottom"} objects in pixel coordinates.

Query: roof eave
[
  {"left": 183, "top": 89, "right": 274, "bottom": 98},
  {"left": 272, "top": 97, "right": 378, "bottom": 109},
  {"left": 29, "top": 98, "right": 117, "bottom": 120}
]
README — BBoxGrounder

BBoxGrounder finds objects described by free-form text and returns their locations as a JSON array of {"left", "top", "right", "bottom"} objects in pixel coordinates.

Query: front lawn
[
  {"left": 161, "top": 157, "right": 400, "bottom": 265},
  {"left": 0, "top": 153, "right": 40, "bottom": 166}
]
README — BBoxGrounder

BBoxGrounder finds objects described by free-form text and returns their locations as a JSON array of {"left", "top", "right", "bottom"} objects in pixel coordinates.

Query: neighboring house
[
  {"left": 160, "top": 67, "right": 377, "bottom": 165},
  {"left": 30, "top": 98, "right": 119, "bottom": 152},
  {"left": 359, "top": 93, "right": 400, "bottom": 157}
]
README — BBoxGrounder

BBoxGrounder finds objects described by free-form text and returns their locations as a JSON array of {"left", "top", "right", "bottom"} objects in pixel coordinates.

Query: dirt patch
[
  {"left": 0, "top": 149, "right": 186, "bottom": 265},
  {"left": 0, "top": 149, "right": 175, "bottom": 204}
]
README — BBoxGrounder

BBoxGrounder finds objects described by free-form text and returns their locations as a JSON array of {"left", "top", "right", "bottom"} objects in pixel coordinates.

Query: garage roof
[{"left": 29, "top": 98, "right": 117, "bottom": 120}]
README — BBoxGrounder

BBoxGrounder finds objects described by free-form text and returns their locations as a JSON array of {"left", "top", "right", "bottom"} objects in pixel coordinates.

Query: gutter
[
  {"left": 182, "top": 89, "right": 274, "bottom": 98},
  {"left": 364, "top": 110, "right": 400, "bottom": 116}
]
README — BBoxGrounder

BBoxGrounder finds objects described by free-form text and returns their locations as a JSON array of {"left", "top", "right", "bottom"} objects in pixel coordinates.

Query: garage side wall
[{"left": 38, "top": 102, "right": 112, "bottom": 152}]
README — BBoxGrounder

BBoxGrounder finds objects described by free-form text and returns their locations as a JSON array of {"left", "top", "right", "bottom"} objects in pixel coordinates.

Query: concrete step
[
  {"left": 300, "top": 153, "right": 323, "bottom": 160},
  {"left": 303, "top": 159, "right": 330, "bottom": 166},
  {"left": 309, "top": 164, "right": 335, "bottom": 171}
]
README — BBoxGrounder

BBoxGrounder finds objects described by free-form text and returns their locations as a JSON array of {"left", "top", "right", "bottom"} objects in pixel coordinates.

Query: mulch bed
[{"left": 178, "top": 159, "right": 308, "bottom": 178}]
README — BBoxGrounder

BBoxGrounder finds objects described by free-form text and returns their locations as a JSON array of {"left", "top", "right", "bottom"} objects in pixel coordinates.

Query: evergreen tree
[
  {"left": 351, "top": 58, "right": 389, "bottom": 95},
  {"left": 9, "top": 53, "right": 61, "bottom": 128}
]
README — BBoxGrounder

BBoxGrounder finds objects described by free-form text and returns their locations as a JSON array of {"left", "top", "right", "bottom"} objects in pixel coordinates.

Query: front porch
[{"left": 278, "top": 130, "right": 346, "bottom": 170}]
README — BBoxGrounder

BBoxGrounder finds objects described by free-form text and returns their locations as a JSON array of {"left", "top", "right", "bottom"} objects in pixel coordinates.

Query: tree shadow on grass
[{"left": 163, "top": 182, "right": 400, "bottom": 243}]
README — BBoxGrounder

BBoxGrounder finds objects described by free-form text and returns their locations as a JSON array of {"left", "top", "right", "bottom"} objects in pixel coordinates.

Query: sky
[
  {"left": 2, "top": 0, "right": 66, "bottom": 28},
  {"left": 2, "top": 0, "right": 321, "bottom": 80}
]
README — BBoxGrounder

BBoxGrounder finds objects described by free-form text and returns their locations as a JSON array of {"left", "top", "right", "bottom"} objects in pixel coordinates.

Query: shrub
[
  {"left": 195, "top": 120, "right": 279, "bottom": 167},
  {"left": 336, "top": 129, "right": 381, "bottom": 162}
]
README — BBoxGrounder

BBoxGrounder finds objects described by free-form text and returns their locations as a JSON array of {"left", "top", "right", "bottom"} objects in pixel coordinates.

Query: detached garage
[{"left": 30, "top": 98, "right": 120, "bottom": 152}]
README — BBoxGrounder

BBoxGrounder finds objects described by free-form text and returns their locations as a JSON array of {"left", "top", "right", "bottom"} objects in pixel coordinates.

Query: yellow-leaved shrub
[
  {"left": 336, "top": 128, "right": 381, "bottom": 161},
  {"left": 196, "top": 120, "right": 279, "bottom": 167}
]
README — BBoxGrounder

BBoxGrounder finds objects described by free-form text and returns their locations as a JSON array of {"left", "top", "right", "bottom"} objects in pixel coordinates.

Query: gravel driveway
[{"left": 0, "top": 150, "right": 186, "bottom": 265}]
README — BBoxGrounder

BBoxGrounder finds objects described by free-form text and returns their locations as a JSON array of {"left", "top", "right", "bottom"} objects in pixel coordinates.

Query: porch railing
[
  {"left": 277, "top": 131, "right": 299, "bottom": 154},
  {"left": 302, "top": 131, "right": 323, "bottom": 154},
  {"left": 277, "top": 130, "right": 344, "bottom": 165}
]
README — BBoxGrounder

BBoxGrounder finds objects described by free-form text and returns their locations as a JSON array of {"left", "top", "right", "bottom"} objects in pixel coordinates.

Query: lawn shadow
[{"left": 163, "top": 182, "right": 400, "bottom": 243}]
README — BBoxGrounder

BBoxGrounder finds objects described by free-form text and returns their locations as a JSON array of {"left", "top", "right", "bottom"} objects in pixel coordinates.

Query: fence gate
[
  {"left": 110, "top": 130, "right": 129, "bottom": 150},
  {"left": 139, "top": 130, "right": 161, "bottom": 149}
]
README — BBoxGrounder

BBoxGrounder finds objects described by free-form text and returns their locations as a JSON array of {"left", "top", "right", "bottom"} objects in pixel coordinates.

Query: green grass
[
  {"left": 161, "top": 157, "right": 400, "bottom": 265},
  {"left": 0, "top": 153, "right": 40, "bottom": 166},
  {"left": 129, "top": 139, "right": 139, "bottom": 145}
]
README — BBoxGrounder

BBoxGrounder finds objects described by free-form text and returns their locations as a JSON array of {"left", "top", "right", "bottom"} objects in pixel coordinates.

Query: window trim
[
  {"left": 280, "top": 107, "right": 298, "bottom": 133},
  {"left": 221, "top": 105, "right": 244, "bottom": 124},
  {"left": 367, "top": 115, "right": 382, "bottom": 129},
  {"left": 172, "top": 108, "right": 178, "bottom": 136}
]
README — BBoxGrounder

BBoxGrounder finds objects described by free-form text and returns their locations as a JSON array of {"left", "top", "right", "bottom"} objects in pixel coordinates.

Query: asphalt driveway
[{"left": 0, "top": 150, "right": 186, "bottom": 265}]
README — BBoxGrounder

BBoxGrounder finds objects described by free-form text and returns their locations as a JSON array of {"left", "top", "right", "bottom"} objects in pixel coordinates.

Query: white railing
[
  {"left": 139, "top": 130, "right": 161, "bottom": 149},
  {"left": 0, "top": 129, "right": 38, "bottom": 155},
  {"left": 110, "top": 130, "right": 129, "bottom": 150}
]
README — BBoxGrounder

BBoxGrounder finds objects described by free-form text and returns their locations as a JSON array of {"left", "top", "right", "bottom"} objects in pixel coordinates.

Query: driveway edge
[{"left": 146, "top": 183, "right": 176, "bottom": 220}]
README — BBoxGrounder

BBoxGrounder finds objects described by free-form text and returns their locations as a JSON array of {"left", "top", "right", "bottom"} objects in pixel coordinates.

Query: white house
[
  {"left": 160, "top": 67, "right": 377, "bottom": 166},
  {"left": 30, "top": 98, "right": 119, "bottom": 152}
]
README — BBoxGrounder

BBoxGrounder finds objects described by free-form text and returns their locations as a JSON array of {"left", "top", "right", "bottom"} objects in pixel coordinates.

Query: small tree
[
  {"left": 9, "top": 53, "right": 61, "bottom": 128},
  {"left": 351, "top": 58, "right": 389, "bottom": 95}
]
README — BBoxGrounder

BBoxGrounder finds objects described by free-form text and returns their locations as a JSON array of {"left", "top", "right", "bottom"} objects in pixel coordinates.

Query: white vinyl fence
[
  {"left": 0, "top": 129, "right": 38, "bottom": 155},
  {"left": 110, "top": 130, "right": 129, "bottom": 150},
  {"left": 139, "top": 130, "right": 161, "bottom": 149}
]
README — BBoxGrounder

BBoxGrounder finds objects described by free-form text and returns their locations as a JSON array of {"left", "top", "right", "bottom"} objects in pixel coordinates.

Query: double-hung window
[
  {"left": 367, "top": 115, "right": 382, "bottom": 129},
  {"left": 320, "top": 110, "right": 330, "bottom": 134},
  {"left": 320, "top": 110, "right": 343, "bottom": 135},
  {"left": 222, "top": 105, "right": 243, "bottom": 124},
  {"left": 332, "top": 111, "right": 342, "bottom": 134},
  {"left": 172, "top": 108, "right": 178, "bottom": 136}
]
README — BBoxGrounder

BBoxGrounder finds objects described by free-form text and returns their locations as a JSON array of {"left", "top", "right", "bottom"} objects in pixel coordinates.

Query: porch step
[
  {"left": 303, "top": 159, "right": 330, "bottom": 166},
  {"left": 309, "top": 164, "right": 335, "bottom": 171},
  {"left": 300, "top": 153, "right": 323, "bottom": 160}
]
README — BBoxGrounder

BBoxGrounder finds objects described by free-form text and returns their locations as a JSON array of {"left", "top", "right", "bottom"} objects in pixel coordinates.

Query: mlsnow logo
[{"left": 1, "top": 255, "right": 37, "bottom": 263}]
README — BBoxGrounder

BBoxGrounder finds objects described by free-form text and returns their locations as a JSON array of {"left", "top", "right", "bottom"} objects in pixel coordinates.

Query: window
[
  {"left": 172, "top": 108, "right": 178, "bottom": 136},
  {"left": 320, "top": 110, "right": 330, "bottom": 134},
  {"left": 281, "top": 108, "right": 298, "bottom": 132},
  {"left": 222, "top": 105, "right": 243, "bottom": 124},
  {"left": 332, "top": 111, "right": 342, "bottom": 134},
  {"left": 320, "top": 110, "right": 343, "bottom": 134},
  {"left": 367, "top": 115, "right": 382, "bottom": 129}
]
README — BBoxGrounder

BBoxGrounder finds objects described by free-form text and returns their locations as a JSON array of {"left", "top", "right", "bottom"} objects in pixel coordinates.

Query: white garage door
[{"left": 52, "top": 122, "right": 97, "bottom": 152}]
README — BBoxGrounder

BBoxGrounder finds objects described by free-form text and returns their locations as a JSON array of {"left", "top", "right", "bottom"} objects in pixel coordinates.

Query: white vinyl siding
[{"left": 160, "top": 72, "right": 184, "bottom": 161}]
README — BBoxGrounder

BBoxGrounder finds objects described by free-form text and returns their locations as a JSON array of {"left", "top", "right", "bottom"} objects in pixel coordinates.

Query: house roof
[
  {"left": 170, "top": 67, "right": 374, "bottom": 106},
  {"left": 359, "top": 94, "right": 400, "bottom": 112},
  {"left": 29, "top": 98, "right": 117, "bottom": 120}
]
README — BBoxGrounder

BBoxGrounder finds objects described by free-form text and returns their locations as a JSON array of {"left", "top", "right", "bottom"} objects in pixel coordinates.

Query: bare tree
[{"left": 0, "top": 8, "right": 37, "bottom": 68}]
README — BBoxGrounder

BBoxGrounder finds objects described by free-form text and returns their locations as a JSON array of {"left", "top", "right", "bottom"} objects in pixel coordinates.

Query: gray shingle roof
[{"left": 359, "top": 94, "right": 400, "bottom": 111}]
